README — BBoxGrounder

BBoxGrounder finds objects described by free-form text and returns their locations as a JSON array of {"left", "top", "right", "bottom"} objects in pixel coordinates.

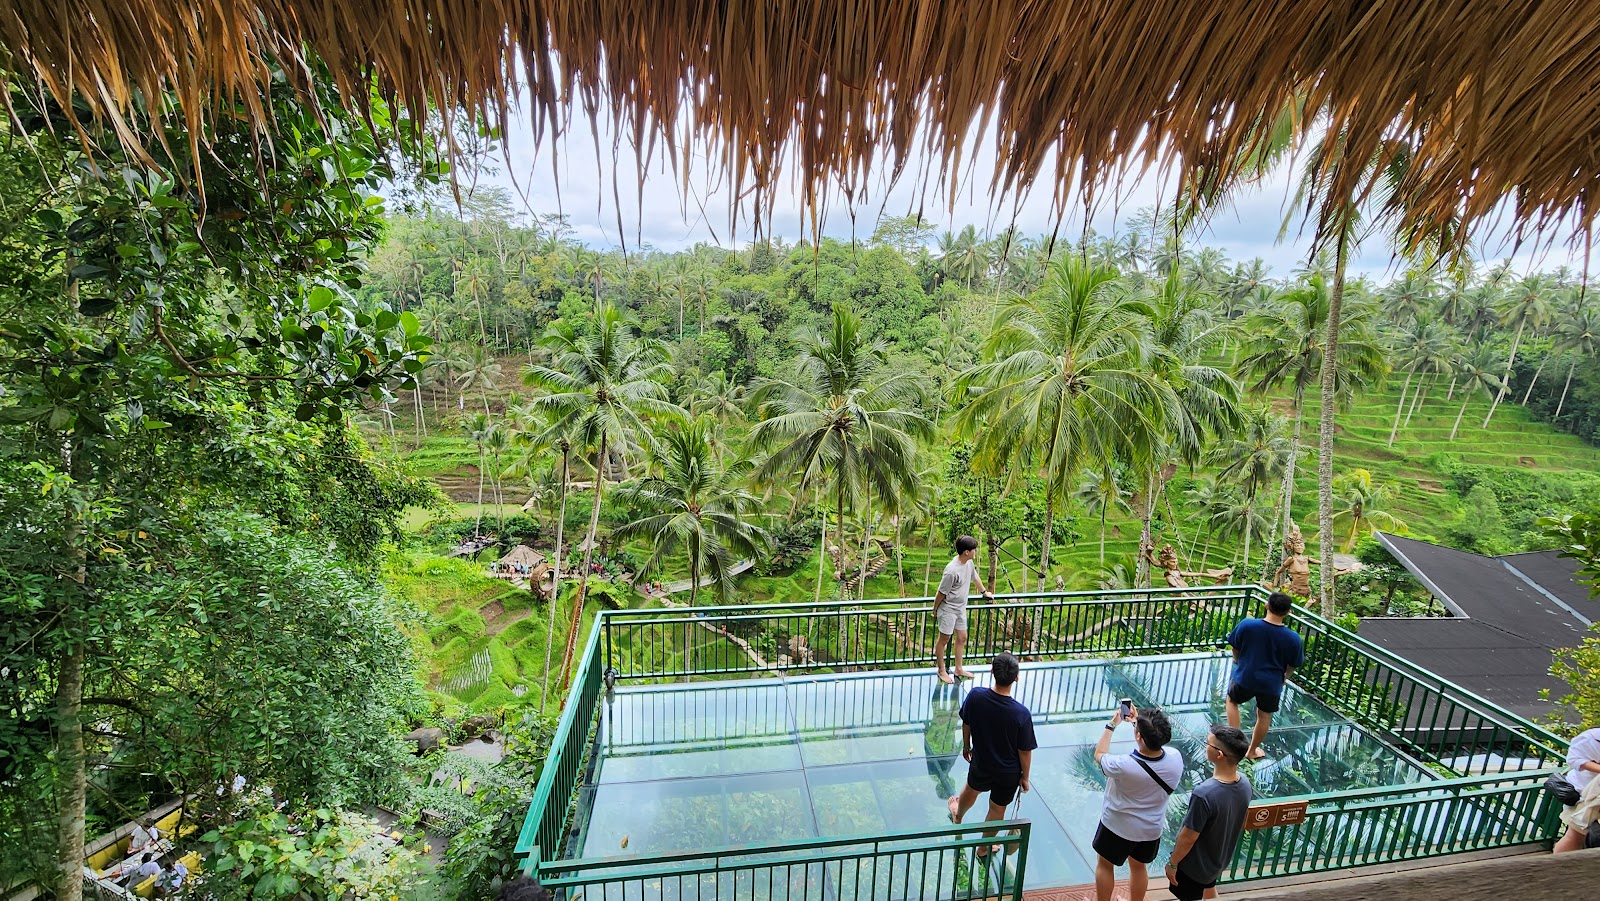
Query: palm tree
[
  {"left": 615, "top": 419, "right": 770, "bottom": 676},
  {"left": 1329, "top": 469, "right": 1407, "bottom": 551},
  {"left": 1483, "top": 275, "right": 1553, "bottom": 427},
  {"left": 1209, "top": 406, "right": 1291, "bottom": 576},
  {"left": 1234, "top": 276, "right": 1384, "bottom": 574},
  {"left": 1386, "top": 318, "right": 1457, "bottom": 446},
  {"left": 1551, "top": 302, "right": 1600, "bottom": 421},
  {"left": 1382, "top": 270, "right": 1438, "bottom": 327},
  {"left": 747, "top": 304, "right": 930, "bottom": 600},
  {"left": 523, "top": 303, "right": 681, "bottom": 689},
  {"left": 455, "top": 344, "right": 503, "bottom": 413},
  {"left": 1076, "top": 467, "right": 1132, "bottom": 565},
  {"left": 507, "top": 407, "right": 584, "bottom": 712},
  {"left": 464, "top": 412, "right": 497, "bottom": 535},
  {"left": 957, "top": 256, "right": 1183, "bottom": 591},
  {"left": 1447, "top": 343, "right": 1506, "bottom": 440}
]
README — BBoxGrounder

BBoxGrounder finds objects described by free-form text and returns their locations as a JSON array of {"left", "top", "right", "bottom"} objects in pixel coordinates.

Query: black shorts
[
  {"left": 1092, "top": 821, "right": 1160, "bottom": 866},
  {"left": 1227, "top": 681, "right": 1282, "bottom": 713},
  {"left": 1168, "top": 865, "right": 1216, "bottom": 901},
  {"left": 966, "top": 767, "right": 1022, "bottom": 807}
]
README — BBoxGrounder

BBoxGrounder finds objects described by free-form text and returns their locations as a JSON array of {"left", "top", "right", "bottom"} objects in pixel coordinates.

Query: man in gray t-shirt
[
  {"left": 1166, "top": 724, "right": 1254, "bottom": 900},
  {"left": 931, "top": 535, "right": 992, "bottom": 684}
]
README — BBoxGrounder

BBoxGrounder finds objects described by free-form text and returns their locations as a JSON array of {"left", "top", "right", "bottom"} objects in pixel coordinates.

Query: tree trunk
[
  {"left": 1241, "top": 495, "right": 1254, "bottom": 578},
  {"left": 1445, "top": 374, "right": 1458, "bottom": 402},
  {"left": 560, "top": 435, "right": 608, "bottom": 691},
  {"left": 1316, "top": 230, "right": 1349, "bottom": 617},
  {"left": 54, "top": 641, "right": 86, "bottom": 901},
  {"left": 857, "top": 507, "right": 871, "bottom": 596},
  {"left": 1555, "top": 362, "right": 1577, "bottom": 421},
  {"left": 1388, "top": 370, "right": 1414, "bottom": 446},
  {"left": 1520, "top": 352, "right": 1548, "bottom": 405},
  {"left": 1136, "top": 469, "right": 1157, "bottom": 588},
  {"left": 1403, "top": 375, "right": 1429, "bottom": 428},
  {"left": 1099, "top": 504, "right": 1108, "bottom": 566},
  {"left": 814, "top": 488, "right": 829, "bottom": 603},
  {"left": 540, "top": 447, "right": 569, "bottom": 712},
  {"left": 895, "top": 516, "right": 906, "bottom": 598},
  {"left": 1280, "top": 392, "right": 1304, "bottom": 552},
  {"left": 1483, "top": 321, "right": 1525, "bottom": 428},
  {"left": 684, "top": 559, "right": 697, "bottom": 682},
  {"left": 1037, "top": 492, "right": 1055, "bottom": 592},
  {"left": 1450, "top": 392, "right": 1472, "bottom": 440},
  {"left": 474, "top": 445, "right": 486, "bottom": 535}
]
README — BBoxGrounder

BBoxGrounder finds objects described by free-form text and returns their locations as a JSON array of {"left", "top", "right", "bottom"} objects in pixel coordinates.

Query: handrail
[
  {"left": 514, "top": 614, "right": 606, "bottom": 863},
  {"left": 538, "top": 819, "right": 1032, "bottom": 878}
]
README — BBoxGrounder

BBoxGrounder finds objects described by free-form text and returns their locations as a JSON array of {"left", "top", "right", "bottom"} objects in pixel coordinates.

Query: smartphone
[{"left": 1118, "top": 698, "right": 1133, "bottom": 718}]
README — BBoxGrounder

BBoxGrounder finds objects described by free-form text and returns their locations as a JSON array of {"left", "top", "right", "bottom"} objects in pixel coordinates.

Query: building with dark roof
[{"left": 1363, "top": 532, "right": 1597, "bottom": 720}]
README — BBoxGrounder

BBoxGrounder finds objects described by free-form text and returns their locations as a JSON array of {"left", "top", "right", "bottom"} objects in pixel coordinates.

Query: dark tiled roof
[{"left": 1364, "top": 533, "right": 1594, "bottom": 720}]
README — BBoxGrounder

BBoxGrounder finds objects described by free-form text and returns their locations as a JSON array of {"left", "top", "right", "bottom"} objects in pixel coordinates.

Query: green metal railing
[
  {"left": 601, "top": 585, "right": 1252, "bottom": 681},
  {"left": 1230, "top": 772, "right": 1560, "bottom": 879},
  {"left": 538, "top": 821, "right": 1031, "bottom": 901},
  {"left": 520, "top": 585, "right": 1568, "bottom": 896},
  {"left": 515, "top": 619, "right": 606, "bottom": 868}
]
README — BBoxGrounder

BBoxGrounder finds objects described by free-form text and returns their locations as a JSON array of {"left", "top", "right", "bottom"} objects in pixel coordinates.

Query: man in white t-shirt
[
  {"left": 1093, "top": 704, "right": 1184, "bottom": 901},
  {"left": 932, "top": 535, "right": 993, "bottom": 684}
]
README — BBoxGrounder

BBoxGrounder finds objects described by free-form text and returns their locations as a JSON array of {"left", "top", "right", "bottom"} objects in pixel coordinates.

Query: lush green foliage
[{"left": 199, "top": 806, "right": 428, "bottom": 900}]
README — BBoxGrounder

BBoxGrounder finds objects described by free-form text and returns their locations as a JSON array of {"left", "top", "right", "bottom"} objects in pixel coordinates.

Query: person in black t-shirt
[{"left": 948, "top": 652, "right": 1037, "bottom": 856}]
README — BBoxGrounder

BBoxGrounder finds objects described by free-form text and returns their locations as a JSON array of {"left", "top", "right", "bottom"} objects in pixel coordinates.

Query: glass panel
[
  {"left": 567, "top": 652, "right": 1447, "bottom": 894},
  {"left": 576, "top": 771, "right": 814, "bottom": 858}
]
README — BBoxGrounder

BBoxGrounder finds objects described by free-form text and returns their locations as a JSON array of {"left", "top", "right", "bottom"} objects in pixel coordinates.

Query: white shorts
[{"left": 936, "top": 602, "right": 968, "bottom": 635}]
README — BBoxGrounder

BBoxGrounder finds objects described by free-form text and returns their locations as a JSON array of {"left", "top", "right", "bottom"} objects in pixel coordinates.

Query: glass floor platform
[{"left": 568, "top": 653, "right": 1438, "bottom": 891}]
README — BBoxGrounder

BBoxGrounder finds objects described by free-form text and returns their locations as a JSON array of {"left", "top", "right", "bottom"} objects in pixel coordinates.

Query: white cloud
[{"left": 469, "top": 100, "right": 1593, "bottom": 279}]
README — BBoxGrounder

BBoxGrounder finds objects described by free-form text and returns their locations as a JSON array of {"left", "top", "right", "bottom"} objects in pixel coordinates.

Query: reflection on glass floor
[{"left": 570, "top": 653, "right": 1437, "bottom": 891}]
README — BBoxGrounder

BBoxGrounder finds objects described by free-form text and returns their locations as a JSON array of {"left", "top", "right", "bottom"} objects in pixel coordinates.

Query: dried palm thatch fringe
[{"left": 3, "top": 0, "right": 1600, "bottom": 248}]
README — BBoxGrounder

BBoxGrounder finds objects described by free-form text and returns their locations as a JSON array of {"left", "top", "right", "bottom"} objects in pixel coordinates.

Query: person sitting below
[
  {"left": 156, "top": 859, "right": 188, "bottom": 898},
  {"left": 124, "top": 854, "right": 162, "bottom": 889},
  {"left": 127, "top": 817, "right": 159, "bottom": 854}
]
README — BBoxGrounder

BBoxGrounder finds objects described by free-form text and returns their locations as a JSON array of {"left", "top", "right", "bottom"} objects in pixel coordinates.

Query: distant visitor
[
  {"left": 948, "top": 652, "right": 1036, "bottom": 858},
  {"left": 932, "top": 534, "right": 994, "bottom": 684},
  {"left": 1093, "top": 704, "right": 1182, "bottom": 901},
  {"left": 1226, "top": 591, "right": 1305, "bottom": 760}
]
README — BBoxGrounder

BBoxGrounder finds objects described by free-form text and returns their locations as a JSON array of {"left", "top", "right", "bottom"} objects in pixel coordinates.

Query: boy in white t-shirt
[{"left": 931, "top": 535, "right": 993, "bottom": 684}]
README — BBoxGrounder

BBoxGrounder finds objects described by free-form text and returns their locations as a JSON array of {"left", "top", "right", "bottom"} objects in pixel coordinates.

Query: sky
[{"left": 461, "top": 102, "right": 1593, "bottom": 282}]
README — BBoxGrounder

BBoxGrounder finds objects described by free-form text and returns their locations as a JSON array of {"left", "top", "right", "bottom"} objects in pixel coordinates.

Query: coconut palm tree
[
  {"left": 1076, "top": 467, "right": 1132, "bottom": 565},
  {"left": 1209, "top": 406, "right": 1291, "bottom": 576},
  {"left": 615, "top": 418, "right": 771, "bottom": 676},
  {"left": 1386, "top": 318, "right": 1457, "bottom": 446},
  {"left": 464, "top": 412, "right": 497, "bottom": 536},
  {"left": 1483, "top": 275, "right": 1554, "bottom": 427},
  {"left": 506, "top": 406, "right": 585, "bottom": 712},
  {"left": 455, "top": 344, "right": 503, "bottom": 413},
  {"left": 955, "top": 256, "right": 1180, "bottom": 592},
  {"left": 1234, "top": 276, "right": 1385, "bottom": 571},
  {"left": 1329, "top": 469, "right": 1407, "bottom": 551},
  {"left": 523, "top": 303, "right": 682, "bottom": 689},
  {"left": 747, "top": 304, "right": 930, "bottom": 600},
  {"left": 1447, "top": 343, "right": 1506, "bottom": 441},
  {"left": 1551, "top": 302, "right": 1600, "bottom": 421}
]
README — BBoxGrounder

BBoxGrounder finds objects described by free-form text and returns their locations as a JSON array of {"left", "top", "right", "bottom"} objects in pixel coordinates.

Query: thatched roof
[
  {"left": 5, "top": 2, "right": 1600, "bottom": 247},
  {"left": 499, "top": 544, "right": 545, "bottom": 569}
]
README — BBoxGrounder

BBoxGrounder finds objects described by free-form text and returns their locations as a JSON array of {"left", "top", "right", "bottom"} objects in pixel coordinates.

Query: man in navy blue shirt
[
  {"left": 1226, "top": 592, "right": 1304, "bottom": 760},
  {"left": 949, "top": 652, "right": 1037, "bottom": 856}
]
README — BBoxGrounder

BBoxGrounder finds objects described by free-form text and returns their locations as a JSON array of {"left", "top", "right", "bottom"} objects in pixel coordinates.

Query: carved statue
[
  {"left": 1270, "top": 524, "right": 1353, "bottom": 598},
  {"left": 1143, "top": 542, "right": 1234, "bottom": 589}
]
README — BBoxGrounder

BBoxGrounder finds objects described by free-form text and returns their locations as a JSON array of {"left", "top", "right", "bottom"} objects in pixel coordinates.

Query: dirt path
[{"left": 481, "top": 600, "right": 534, "bottom": 638}]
